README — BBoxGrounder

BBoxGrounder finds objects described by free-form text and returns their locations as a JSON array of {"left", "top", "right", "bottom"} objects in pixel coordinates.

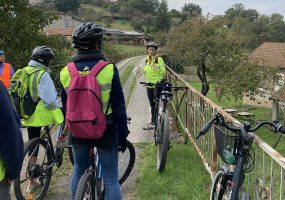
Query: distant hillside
[{"left": 75, "top": 4, "right": 135, "bottom": 31}]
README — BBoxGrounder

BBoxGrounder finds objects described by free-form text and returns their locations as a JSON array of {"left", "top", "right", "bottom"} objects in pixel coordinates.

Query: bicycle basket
[{"left": 214, "top": 123, "right": 240, "bottom": 165}]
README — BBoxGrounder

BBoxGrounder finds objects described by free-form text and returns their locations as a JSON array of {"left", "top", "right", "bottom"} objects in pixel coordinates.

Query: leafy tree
[
  {"left": 54, "top": 0, "right": 81, "bottom": 12},
  {"left": 268, "top": 13, "right": 285, "bottom": 42},
  {"left": 154, "top": 0, "right": 171, "bottom": 32},
  {"left": 181, "top": 3, "right": 202, "bottom": 20},
  {"left": 225, "top": 3, "right": 258, "bottom": 23},
  {"left": 164, "top": 16, "right": 278, "bottom": 99},
  {"left": 0, "top": 0, "right": 71, "bottom": 69}
]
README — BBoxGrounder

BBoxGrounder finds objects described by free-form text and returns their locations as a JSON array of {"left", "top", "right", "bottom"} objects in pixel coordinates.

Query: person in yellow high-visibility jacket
[{"left": 143, "top": 42, "right": 166, "bottom": 130}]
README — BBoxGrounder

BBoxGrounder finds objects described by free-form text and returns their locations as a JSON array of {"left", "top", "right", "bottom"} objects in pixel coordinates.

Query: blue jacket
[{"left": 0, "top": 81, "right": 24, "bottom": 180}]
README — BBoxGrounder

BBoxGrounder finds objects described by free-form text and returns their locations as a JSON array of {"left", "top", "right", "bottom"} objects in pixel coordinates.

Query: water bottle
[{"left": 223, "top": 145, "right": 235, "bottom": 165}]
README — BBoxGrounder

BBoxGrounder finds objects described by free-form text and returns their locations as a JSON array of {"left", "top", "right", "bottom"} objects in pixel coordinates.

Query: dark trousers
[
  {"left": 146, "top": 87, "right": 157, "bottom": 124},
  {"left": 27, "top": 127, "right": 42, "bottom": 156},
  {"left": 0, "top": 180, "right": 11, "bottom": 200}
]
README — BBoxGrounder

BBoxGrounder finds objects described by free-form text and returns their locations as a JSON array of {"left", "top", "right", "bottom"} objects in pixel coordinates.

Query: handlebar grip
[
  {"left": 277, "top": 125, "right": 285, "bottom": 134},
  {"left": 139, "top": 82, "right": 148, "bottom": 84},
  {"left": 196, "top": 120, "right": 214, "bottom": 139}
]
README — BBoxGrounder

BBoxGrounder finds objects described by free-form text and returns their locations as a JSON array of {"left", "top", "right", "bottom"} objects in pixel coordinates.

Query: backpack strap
[
  {"left": 88, "top": 61, "right": 110, "bottom": 77},
  {"left": 67, "top": 62, "right": 79, "bottom": 78}
]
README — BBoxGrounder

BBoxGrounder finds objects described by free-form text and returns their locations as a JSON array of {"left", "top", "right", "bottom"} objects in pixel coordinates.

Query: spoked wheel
[
  {"left": 14, "top": 138, "right": 53, "bottom": 200},
  {"left": 210, "top": 169, "right": 231, "bottom": 200},
  {"left": 75, "top": 172, "right": 97, "bottom": 200},
  {"left": 118, "top": 140, "right": 136, "bottom": 184},
  {"left": 156, "top": 111, "right": 170, "bottom": 172}
]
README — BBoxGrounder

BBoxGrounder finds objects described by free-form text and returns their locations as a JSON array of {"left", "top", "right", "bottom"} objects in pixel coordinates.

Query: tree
[
  {"left": 181, "top": 3, "right": 202, "bottom": 21},
  {"left": 268, "top": 13, "right": 285, "bottom": 42},
  {"left": 164, "top": 16, "right": 278, "bottom": 99},
  {"left": 225, "top": 3, "right": 258, "bottom": 23},
  {"left": 154, "top": 0, "right": 171, "bottom": 32},
  {"left": 0, "top": 0, "right": 71, "bottom": 69},
  {"left": 54, "top": 0, "right": 81, "bottom": 12}
]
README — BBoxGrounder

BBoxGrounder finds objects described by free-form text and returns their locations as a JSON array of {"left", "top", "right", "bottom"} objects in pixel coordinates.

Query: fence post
[
  {"left": 184, "top": 88, "right": 189, "bottom": 144},
  {"left": 211, "top": 107, "right": 217, "bottom": 176}
]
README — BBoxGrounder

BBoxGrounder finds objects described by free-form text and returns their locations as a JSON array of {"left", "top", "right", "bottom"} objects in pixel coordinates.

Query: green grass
[
  {"left": 120, "top": 60, "right": 136, "bottom": 85},
  {"left": 110, "top": 20, "right": 134, "bottom": 31},
  {"left": 135, "top": 143, "right": 210, "bottom": 200},
  {"left": 126, "top": 75, "right": 136, "bottom": 106},
  {"left": 114, "top": 44, "right": 145, "bottom": 55}
]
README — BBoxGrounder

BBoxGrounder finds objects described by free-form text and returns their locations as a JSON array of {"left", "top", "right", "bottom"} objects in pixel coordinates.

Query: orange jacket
[{"left": 0, "top": 63, "right": 11, "bottom": 89}]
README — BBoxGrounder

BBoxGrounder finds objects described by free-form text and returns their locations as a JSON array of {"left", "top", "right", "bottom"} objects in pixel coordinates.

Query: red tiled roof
[
  {"left": 249, "top": 42, "right": 285, "bottom": 69},
  {"left": 47, "top": 28, "right": 74, "bottom": 36}
]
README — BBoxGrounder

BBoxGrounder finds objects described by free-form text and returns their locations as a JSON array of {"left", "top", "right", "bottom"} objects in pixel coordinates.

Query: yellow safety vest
[
  {"left": 22, "top": 66, "right": 64, "bottom": 127},
  {"left": 60, "top": 63, "right": 114, "bottom": 115},
  {"left": 0, "top": 158, "right": 5, "bottom": 181},
  {"left": 143, "top": 55, "right": 166, "bottom": 85}
]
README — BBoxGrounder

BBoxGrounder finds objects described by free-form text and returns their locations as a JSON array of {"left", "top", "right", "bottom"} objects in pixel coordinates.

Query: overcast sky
[{"left": 167, "top": 0, "right": 285, "bottom": 17}]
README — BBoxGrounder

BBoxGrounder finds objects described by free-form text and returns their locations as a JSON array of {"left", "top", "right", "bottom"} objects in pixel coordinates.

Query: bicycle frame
[{"left": 197, "top": 113, "right": 285, "bottom": 200}]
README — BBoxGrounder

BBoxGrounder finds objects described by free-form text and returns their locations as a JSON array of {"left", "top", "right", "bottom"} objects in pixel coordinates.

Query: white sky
[{"left": 167, "top": 0, "right": 285, "bottom": 17}]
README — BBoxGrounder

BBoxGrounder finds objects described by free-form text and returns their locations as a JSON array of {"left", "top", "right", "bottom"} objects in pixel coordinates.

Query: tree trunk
[{"left": 196, "top": 58, "right": 209, "bottom": 96}]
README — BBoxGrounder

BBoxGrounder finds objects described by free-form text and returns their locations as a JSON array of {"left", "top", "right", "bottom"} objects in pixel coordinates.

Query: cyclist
[
  {"left": 21, "top": 46, "right": 64, "bottom": 193},
  {"left": 142, "top": 42, "right": 166, "bottom": 130},
  {"left": 0, "top": 50, "right": 14, "bottom": 89},
  {"left": 59, "top": 22, "right": 128, "bottom": 200}
]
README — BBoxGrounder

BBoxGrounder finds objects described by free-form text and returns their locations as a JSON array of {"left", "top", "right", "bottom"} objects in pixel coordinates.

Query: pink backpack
[{"left": 66, "top": 61, "right": 110, "bottom": 139}]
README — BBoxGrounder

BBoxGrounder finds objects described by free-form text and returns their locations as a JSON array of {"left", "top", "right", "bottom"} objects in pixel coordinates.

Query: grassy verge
[
  {"left": 120, "top": 60, "right": 136, "bottom": 85},
  {"left": 135, "top": 143, "right": 210, "bottom": 200},
  {"left": 126, "top": 76, "right": 136, "bottom": 106}
]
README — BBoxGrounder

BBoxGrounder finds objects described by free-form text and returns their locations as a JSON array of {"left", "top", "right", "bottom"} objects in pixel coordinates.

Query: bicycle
[
  {"left": 74, "top": 140, "right": 136, "bottom": 200},
  {"left": 14, "top": 121, "right": 74, "bottom": 200},
  {"left": 196, "top": 112, "right": 285, "bottom": 200},
  {"left": 140, "top": 79, "right": 188, "bottom": 171}
]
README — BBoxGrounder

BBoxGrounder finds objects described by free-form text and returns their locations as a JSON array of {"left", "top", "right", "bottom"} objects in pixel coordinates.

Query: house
[
  {"left": 46, "top": 28, "right": 75, "bottom": 40},
  {"left": 45, "top": 13, "right": 83, "bottom": 30},
  {"left": 244, "top": 42, "right": 285, "bottom": 114}
]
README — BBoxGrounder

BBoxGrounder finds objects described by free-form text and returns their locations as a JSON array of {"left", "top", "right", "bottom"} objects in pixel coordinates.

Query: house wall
[{"left": 45, "top": 14, "right": 82, "bottom": 30}]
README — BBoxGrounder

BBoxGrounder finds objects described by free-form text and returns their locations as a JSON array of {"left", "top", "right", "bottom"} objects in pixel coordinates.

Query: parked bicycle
[
  {"left": 140, "top": 79, "right": 188, "bottom": 171},
  {"left": 14, "top": 121, "right": 73, "bottom": 200},
  {"left": 75, "top": 117, "right": 135, "bottom": 200},
  {"left": 196, "top": 112, "right": 285, "bottom": 200}
]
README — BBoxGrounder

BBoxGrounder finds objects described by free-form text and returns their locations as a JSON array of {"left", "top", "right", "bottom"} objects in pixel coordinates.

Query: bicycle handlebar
[
  {"left": 139, "top": 81, "right": 189, "bottom": 90},
  {"left": 196, "top": 113, "right": 285, "bottom": 140}
]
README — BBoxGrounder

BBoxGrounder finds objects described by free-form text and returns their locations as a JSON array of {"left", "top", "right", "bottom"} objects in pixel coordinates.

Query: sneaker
[
  {"left": 143, "top": 123, "right": 155, "bottom": 130},
  {"left": 26, "top": 179, "right": 41, "bottom": 193}
]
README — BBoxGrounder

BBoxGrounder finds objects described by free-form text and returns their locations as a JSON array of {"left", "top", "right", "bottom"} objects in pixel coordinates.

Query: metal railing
[{"left": 166, "top": 66, "right": 285, "bottom": 199}]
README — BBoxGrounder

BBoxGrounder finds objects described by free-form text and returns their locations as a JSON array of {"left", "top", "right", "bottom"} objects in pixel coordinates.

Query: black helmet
[
  {"left": 31, "top": 46, "right": 55, "bottom": 66},
  {"left": 72, "top": 22, "right": 104, "bottom": 50},
  {"left": 146, "top": 42, "right": 158, "bottom": 50}
]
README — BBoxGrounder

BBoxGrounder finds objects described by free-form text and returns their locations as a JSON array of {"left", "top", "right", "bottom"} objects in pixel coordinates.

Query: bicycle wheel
[
  {"left": 118, "top": 140, "right": 136, "bottom": 184},
  {"left": 74, "top": 172, "right": 97, "bottom": 200},
  {"left": 157, "top": 110, "right": 170, "bottom": 172},
  {"left": 210, "top": 169, "right": 230, "bottom": 200},
  {"left": 14, "top": 137, "right": 53, "bottom": 200}
]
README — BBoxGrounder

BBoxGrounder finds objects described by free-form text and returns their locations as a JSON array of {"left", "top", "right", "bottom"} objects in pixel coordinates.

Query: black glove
[{"left": 117, "top": 137, "right": 127, "bottom": 153}]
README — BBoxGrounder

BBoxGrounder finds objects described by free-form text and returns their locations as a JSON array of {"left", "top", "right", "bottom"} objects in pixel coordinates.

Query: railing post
[
  {"left": 211, "top": 107, "right": 217, "bottom": 176},
  {"left": 184, "top": 89, "right": 189, "bottom": 144}
]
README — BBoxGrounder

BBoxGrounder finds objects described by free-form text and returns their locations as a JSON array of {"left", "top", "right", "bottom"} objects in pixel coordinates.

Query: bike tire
[
  {"left": 210, "top": 169, "right": 228, "bottom": 200},
  {"left": 157, "top": 111, "right": 170, "bottom": 172},
  {"left": 74, "top": 172, "right": 97, "bottom": 200},
  {"left": 14, "top": 137, "right": 53, "bottom": 200},
  {"left": 118, "top": 140, "right": 136, "bottom": 184}
]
